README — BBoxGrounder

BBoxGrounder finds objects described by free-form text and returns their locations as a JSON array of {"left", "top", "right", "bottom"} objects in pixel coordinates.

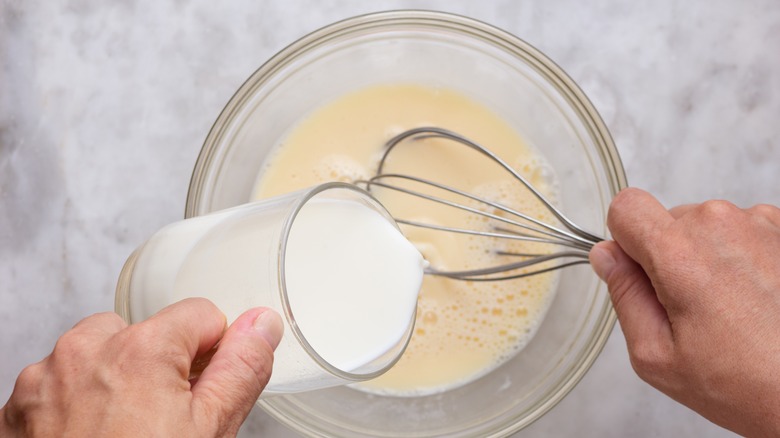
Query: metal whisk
[{"left": 355, "top": 127, "right": 604, "bottom": 282}]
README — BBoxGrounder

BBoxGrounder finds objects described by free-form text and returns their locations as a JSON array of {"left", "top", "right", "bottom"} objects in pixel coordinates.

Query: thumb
[
  {"left": 192, "top": 308, "right": 284, "bottom": 434},
  {"left": 590, "top": 241, "right": 673, "bottom": 366}
]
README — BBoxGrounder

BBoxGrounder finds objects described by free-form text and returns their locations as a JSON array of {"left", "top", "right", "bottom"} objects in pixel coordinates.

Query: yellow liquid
[{"left": 253, "top": 84, "right": 558, "bottom": 396}]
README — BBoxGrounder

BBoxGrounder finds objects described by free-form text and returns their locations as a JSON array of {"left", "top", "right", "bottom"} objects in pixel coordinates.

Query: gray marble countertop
[{"left": 2, "top": 1, "right": 778, "bottom": 436}]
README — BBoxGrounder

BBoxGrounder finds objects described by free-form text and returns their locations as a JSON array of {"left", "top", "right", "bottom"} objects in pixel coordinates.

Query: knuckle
[
  {"left": 690, "top": 200, "right": 744, "bottom": 236},
  {"left": 748, "top": 203, "right": 780, "bottom": 219},
  {"left": 190, "top": 343, "right": 275, "bottom": 436},
  {"left": 697, "top": 199, "right": 738, "bottom": 219},
  {"left": 627, "top": 338, "right": 672, "bottom": 385},
  {"left": 8, "top": 363, "right": 47, "bottom": 421},
  {"left": 231, "top": 342, "right": 274, "bottom": 389},
  {"left": 608, "top": 277, "right": 634, "bottom": 314},
  {"left": 615, "top": 187, "right": 643, "bottom": 203},
  {"left": 52, "top": 330, "right": 92, "bottom": 361},
  {"left": 15, "top": 363, "right": 44, "bottom": 393},
  {"left": 608, "top": 188, "right": 640, "bottom": 222},
  {"left": 608, "top": 267, "right": 652, "bottom": 313},
  {"left": 206, "top": 343, "right": 275, "bottom": 404}
]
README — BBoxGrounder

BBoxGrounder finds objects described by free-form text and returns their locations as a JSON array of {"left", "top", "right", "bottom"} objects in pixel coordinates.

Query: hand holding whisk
[{"left": 355, "top": 127, "right": 603, "bottom": 282}]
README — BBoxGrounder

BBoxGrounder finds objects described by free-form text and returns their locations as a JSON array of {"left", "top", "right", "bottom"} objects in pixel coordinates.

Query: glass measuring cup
[{"left": 115, "top": 182, "right": 421, "bottom": 395}]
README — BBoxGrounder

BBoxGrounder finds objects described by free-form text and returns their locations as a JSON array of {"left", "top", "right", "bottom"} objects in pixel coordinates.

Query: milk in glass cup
[{"left": 115, "top": 183, "right": 425, "bottom": 395}]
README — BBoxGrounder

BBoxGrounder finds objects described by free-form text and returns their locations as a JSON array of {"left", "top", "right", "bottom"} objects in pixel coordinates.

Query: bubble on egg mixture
[{"left": 359, "top": 172, "right": 561, "bottom": 397}]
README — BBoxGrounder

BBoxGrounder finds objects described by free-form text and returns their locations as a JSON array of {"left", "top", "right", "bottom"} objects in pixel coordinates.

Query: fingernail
[
  {"left": 589, "top": 243, "right": 617, "bottom": 281},
  {"left": 252, "top": 309, "right": 284, "bottom": 351}
]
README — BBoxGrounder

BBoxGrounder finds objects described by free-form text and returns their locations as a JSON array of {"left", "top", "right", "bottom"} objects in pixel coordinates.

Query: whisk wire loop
[
  {"left": 362, "top": 174, "right": 594, "bottom": 250},
  {"left": 378, "top": 127, "right": 602, "bottom": 244},
  {"left": 359, "top": 127, "right": 604, "bottom": 281}
]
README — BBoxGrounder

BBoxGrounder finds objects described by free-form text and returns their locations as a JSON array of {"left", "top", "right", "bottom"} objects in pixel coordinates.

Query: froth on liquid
[{"left": 253, "top": 84, "right": 560, "bottom": 395}]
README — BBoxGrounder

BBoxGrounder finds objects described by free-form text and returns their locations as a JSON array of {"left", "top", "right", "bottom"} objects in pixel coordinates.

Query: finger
[
  {"left": 607, "top": 188, "right": 674, "bottom": 270},
  {"left": 668, "top": 203, "right": 699, "bottom": 219},
  {"left": 143, "top": 297, "right": 227, "bottom": 361},
  {"left": 192, "top": 307, "right": 283, "bottom": 434},
  {"left": 590, "top": 241, "right": 673, "bottom": 373}
]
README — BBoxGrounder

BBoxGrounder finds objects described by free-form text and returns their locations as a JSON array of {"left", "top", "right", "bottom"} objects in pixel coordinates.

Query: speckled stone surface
[{"left": 2, "top": 1, "right": 778, "bottom": 436}]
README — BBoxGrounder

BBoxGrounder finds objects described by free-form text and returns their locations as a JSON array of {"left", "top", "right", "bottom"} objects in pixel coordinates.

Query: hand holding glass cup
[{"left": 115, "top": 183, "right": 425, "bottom": 396}]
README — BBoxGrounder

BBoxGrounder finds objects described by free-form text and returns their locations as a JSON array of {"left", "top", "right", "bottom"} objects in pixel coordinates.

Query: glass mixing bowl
[{"left": 187, "top": 10, "right": 626, "bottom": 438}]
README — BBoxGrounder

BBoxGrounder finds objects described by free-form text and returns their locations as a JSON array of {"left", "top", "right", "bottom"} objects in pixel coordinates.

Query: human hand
[
  {"left": 0, "top": 298, "right": 283, "bottom": 437},
  {"left": 589, "top": 188, "right": 780, "bottom": 437}
]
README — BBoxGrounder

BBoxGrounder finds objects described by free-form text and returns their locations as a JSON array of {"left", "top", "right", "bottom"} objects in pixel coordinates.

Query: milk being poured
[
  {"left": 285, "top": 198, "right": 424, "bottom": 371},
  {"left": 126, "top": 195, "right": 425, "bottom": 376}
]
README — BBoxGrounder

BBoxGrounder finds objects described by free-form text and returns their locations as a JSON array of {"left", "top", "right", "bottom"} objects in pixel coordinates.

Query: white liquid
[
  {"left": 285, "top": 199, "right": 425, "bottom": 371},
  {"left": 128, "top": 196, "right": 425, "bottom": 374}
]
